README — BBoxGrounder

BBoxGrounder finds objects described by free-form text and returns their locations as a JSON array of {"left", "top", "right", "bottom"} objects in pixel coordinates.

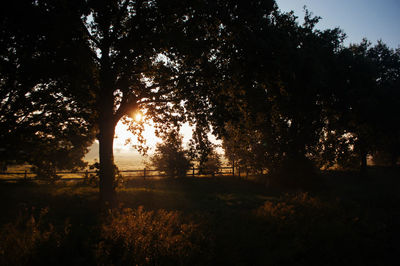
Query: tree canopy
[
  {"left": 1, "top": 0, "right": 399, "bottom": 204},
  {"left": 0, "top": 1, "right": 95, "bottom": 173}
]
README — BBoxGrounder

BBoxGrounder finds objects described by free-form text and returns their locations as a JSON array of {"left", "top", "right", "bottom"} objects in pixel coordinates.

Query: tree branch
[
  {"left": 113, "top": 93, "right": 138, "bottom": 122},
  {"left": 81, "top": 20, "right": 101, "bottom": 48}
]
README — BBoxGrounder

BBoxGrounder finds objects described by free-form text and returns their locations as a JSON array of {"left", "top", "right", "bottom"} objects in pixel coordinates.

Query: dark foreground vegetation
[{"left": 1, "top": 167, "right": 398, "bottom": 266}]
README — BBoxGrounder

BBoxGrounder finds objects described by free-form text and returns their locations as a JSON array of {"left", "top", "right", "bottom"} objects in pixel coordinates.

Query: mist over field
[
  {"left": 85, "top": 141, "right": 227, "bottom": 170},
  {"left": 84, "top": 142, "right": 147, "bottom": 169}
]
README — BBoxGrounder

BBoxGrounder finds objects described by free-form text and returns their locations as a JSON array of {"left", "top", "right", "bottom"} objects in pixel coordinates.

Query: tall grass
[
  {"left": 255, "top": 192, "right": 383, "bottom": 265},
  {"left": 96, "top": 206, "right": 212, "bottom": 265},
  {"left": 1, "top": 171, "right": 398, "bottom": 265},
  {"left": 0, "top": 207, "right": 70, "bottom": 266}
]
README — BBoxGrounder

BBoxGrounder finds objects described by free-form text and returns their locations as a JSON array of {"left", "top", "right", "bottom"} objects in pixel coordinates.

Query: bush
[
  {"left": 256, "top": 192, "right": 344, "bottom": 226},
  {"left": 0, "top": 207, "right": 70, "bottom": 266},
  {"left": 31, "top": 163, "right": 60, "bottom": 179},
  {"left": 255, "top": 193, "right": 374, "bottom": 265},
  {"left": 150, "top": 131, "right": 191, "bottom": 178},
  {"left": 96, "top": 206, "right": 211, "bottom": 265},
  {"left": 84, "top": 162, "right": 125, "bottom": 188},
  {"left": 198, "top": 150, "right": 222, "bottom": 177}
]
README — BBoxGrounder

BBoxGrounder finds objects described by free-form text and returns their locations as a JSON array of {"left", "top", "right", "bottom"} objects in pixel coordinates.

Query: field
[{"left": 0, "top": 167, "right": 399, "bottom": 265}]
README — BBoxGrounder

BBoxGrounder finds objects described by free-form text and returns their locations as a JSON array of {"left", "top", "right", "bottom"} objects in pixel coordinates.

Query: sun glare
[
  {"left": 134, "top": 113, "right": 143, "bottom": 122},
  {"left": 113, "top": 117, "right": 198, "bottom": 155},
  {"left": 114, "top": 119, "right": 161, "bottom": 152}
]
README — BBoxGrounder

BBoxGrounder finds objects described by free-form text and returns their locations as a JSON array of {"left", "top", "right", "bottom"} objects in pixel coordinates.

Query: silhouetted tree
[
  {"left": 368, "top": 42, "right": 400, "bottom": 167},
  {"left": 325, "top": 40, "right": 400, "bottom": 171},
  {"left": 0, "top": 1, "right": 95, "bottom": 174},
  {"left": 2, "top": 0, "right": 281, "bottom": 205},
  {"left": 339, "top": 41, "right": 379, "bottom": 172},
  {"left": 0, "top": 0, "right": 194, "bottom": 204},
  {"left": 214, "top": 8, "right": 346, "bottom": 182},
  {"left": 200, "top": 150, "right": 221, "bottom": 177},
  {"left": 150, "top": 131, "right": 191, "bottom": 178}
]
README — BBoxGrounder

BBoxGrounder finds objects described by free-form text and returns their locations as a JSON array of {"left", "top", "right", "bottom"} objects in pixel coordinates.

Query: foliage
[
  {"left": 84, "top": 161, "right": 125, "bottom": 188},
  {"left": 189, "top": 133, "right": 222, "bottom": 176},
  {"left": 1, "top": 0, "right": 399, "bottom": 206},
  {"left": 216, "top": 7, "right": 400, "bottom": 176},
  {"left": 222, "top": 121, "right": 268, "bottom": 173},
  {"left": 256, "top": 192, "right": 344, "bottom": 225},
  {"left": 150, "top": 131, "right": 191, "bottom": 178},
  {"left": 320, "top": 40, "right": 400, "bottom": 170},
  {"left": 211, "top": 7, "right": 348, "bottom": 180},
  {"left": 0, "top": 207, "right": 70, "bottom": 266},
  {"left": 0, "top": 0, "right": 279, "bottom": 204},
  {"left": 0, "top": 1, "right": 95, "bottom": 173},
  {"left": 97, "top": 206, "right": 211, "bottom": 265},
  {"left": 198, "top": 150, "right": 222, "bottom": 177},
  {"left": 254, "top": 192, "right": 381, "bottom": 265}
]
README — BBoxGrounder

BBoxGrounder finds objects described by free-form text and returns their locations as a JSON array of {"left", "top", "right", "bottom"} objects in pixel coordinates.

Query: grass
[{"left": 0, "top": 167, "right": 399, "bottom": 265}]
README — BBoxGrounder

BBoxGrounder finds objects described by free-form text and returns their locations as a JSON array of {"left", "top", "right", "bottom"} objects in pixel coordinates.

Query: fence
[{"left": 0, "top": 166, "right": 237, "bottom": 182}]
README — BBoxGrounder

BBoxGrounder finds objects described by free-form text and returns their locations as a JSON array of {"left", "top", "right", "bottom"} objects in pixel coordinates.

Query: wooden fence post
[
  {"left": 24, "top": 170, "right": 27, "bottom": 180},
  {"left": 232, "top": 164, "right": 235, "bottom": 177},
  {"left": 238, "top": 167, "right": 240, "bottom": 178},
  {"left": 192, "top": 166, "right": 195, "bottom": 177}
]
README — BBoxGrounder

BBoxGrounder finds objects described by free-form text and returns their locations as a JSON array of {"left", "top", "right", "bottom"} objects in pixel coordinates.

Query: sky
[{"left": 275, "top": 0, "right": 400, "bottom": 49}]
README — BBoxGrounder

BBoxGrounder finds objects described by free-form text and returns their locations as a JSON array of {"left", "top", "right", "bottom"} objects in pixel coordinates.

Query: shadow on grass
[{"left": 119, "top": 177, "right": 279, "bottom": 212}]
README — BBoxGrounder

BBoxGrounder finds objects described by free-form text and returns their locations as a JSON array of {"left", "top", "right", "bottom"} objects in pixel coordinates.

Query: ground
[{"left": 0, "top": 167, "right": 399, "bottom": 265}]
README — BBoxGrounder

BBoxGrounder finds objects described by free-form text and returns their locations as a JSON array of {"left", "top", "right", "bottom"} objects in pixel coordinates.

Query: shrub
[
  {"left": 31, "top": 163, "right": 60, "bottom": 179},
  {"left": 96, "top": 206, "right": 211, "bottom": 265},
  {"left": 198, "top": 150, "right": 222, "bottom": 177},
  {"left": 84, "top": 161, "right": 124, "bottom": 188},
  {"left": 255, "top": 193, "right": 369, "bottom": 265},
  {"left": 256, "top": 192, "right": 346, "bottom": 226},
  {"left": 0, "top": 207, "right": 70, "bottom": 265},
  {"left": 150, "top": 131, "right": 191, "bottom": 178}
]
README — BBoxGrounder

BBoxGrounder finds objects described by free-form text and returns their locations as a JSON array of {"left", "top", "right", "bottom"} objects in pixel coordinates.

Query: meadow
[{"left": 0, "top": 167, "right": 399, "bottom": 265}]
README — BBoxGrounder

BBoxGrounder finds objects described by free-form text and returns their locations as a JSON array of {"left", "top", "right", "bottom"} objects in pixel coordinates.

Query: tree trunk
[{"left": 98, "top": 115, "right": 117, "bottom": 208}]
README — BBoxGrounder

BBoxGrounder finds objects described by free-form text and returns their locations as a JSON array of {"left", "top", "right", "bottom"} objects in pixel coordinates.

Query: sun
[{"left": 134, "top": 113, "right": 143, "bottom": 122}]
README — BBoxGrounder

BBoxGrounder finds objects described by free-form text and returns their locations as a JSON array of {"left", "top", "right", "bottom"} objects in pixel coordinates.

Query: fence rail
[{"left": 0, "top": 166, "right": 237, "bottom": 182}]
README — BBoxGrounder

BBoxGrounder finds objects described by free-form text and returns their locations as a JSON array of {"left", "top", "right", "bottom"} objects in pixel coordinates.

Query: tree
[
  {"left": 200, "top": 150, "right": 222, "bottom": 177},
  {"left": 222, "top": 121, "right": 268, "bottom": 175},
  {"left": 213, "top": 8, "right": 346, "bottom": 180},
  {"left": 324, "top": 40, "right": 400, "bottom": 171},
  {"left": 368, "top": 42, "right": 400, "bottom": 167},
  {"left": 0, "top": 1, "right": 95, "bottom": 174},
  {"left": 150, "top": 131, "right": 191, "bottom": 178},
  {"left": 1, "top": 0, "right": 216, "bottom": 205},
  {"left": 338, "top": 41, "right": 379, "bottom": 172},
  {"left": 2, "top": 0, "right": 282, "bottom": 206},
  {"left": 74, "top": 0, "right": 278, "bottom": 204}
]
